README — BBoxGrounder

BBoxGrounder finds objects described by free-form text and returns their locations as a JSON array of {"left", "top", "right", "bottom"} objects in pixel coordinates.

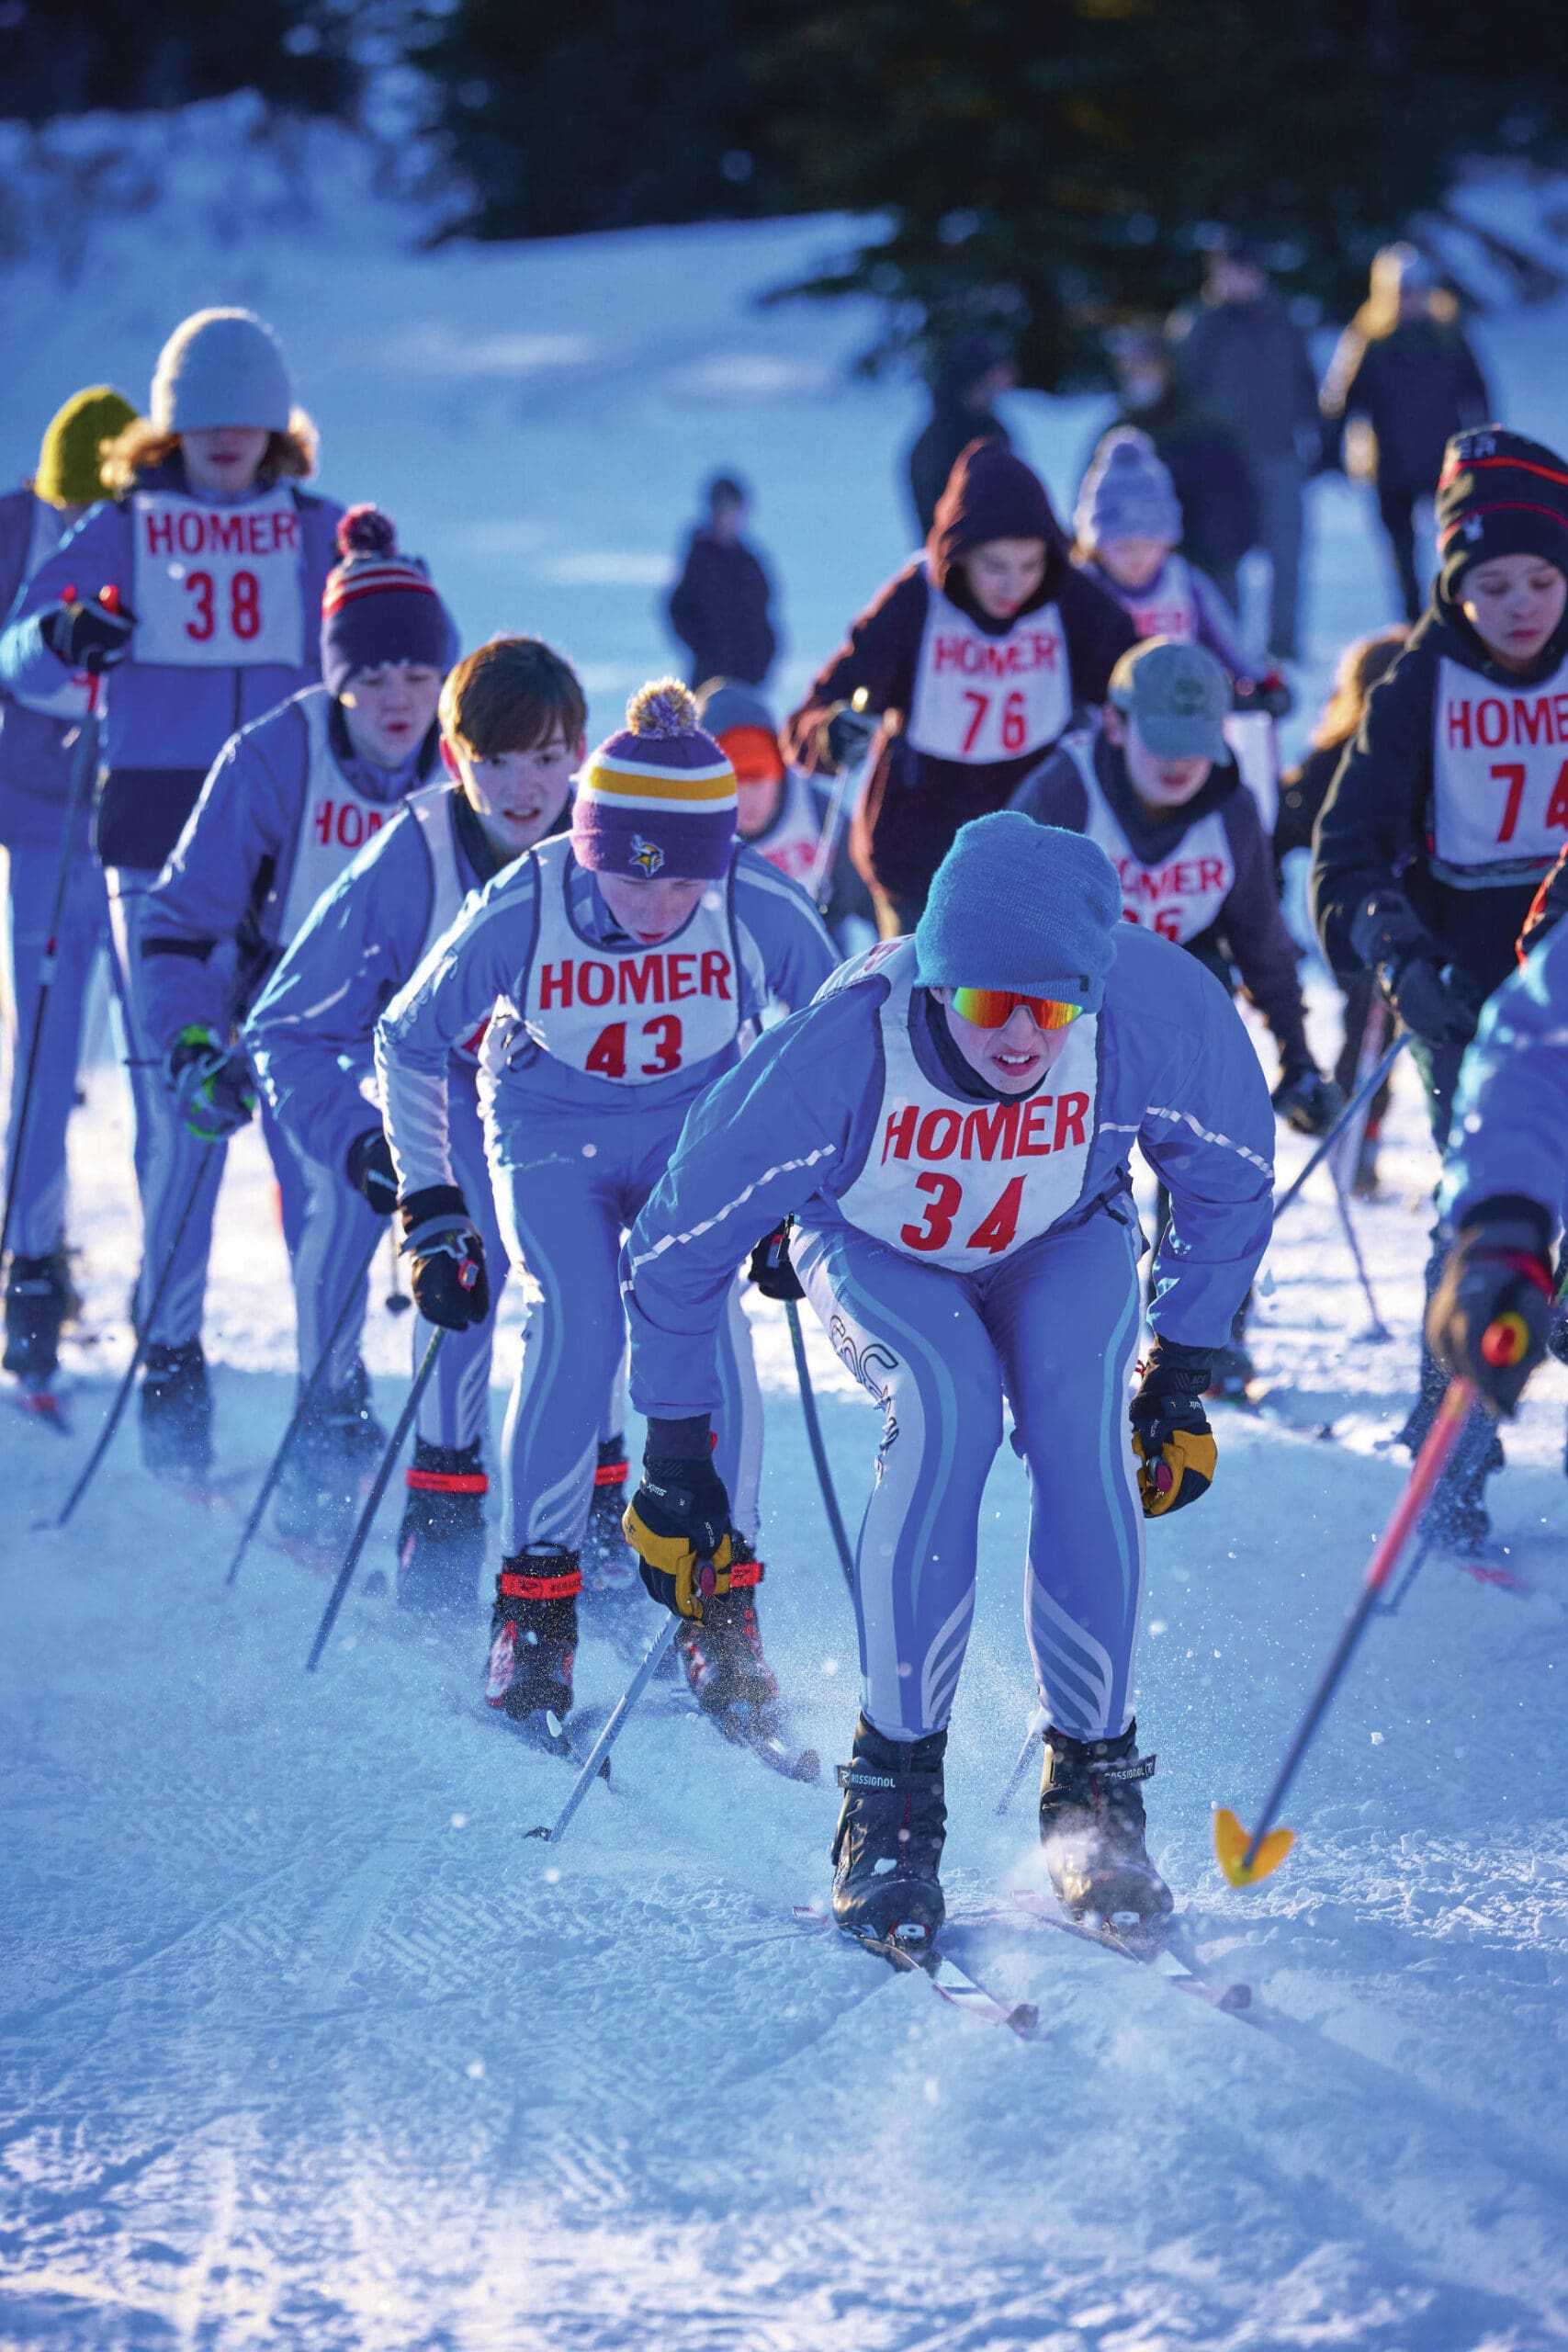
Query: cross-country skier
[
  {"left": 783, "top": 439, "right": 1135, "bottom": 936},
  {"left": 0, "top": 309, "right": 343, "bottom": 1471},
  {"left": 1314, "top": 425, "right": 1568, "bottom": 1543},
  {"left": 374, "top": 681, "right": 839, "bottom": 1736},
  {"left": 137, "top": 505, "right": 455, "bottom": 1504},
  {"left": 1010, "top": 637, "right": 1337, "bottom": 1393},
  {"left": 1428, "top": 916, "right": 1567, "bottom": 1418},
  {"left": 0, "top": 385, "right": 136, "bottom": 1385},
  {"left": 620, "top": 808, "right": 1273, "bottom": 1943},
  {"left": 694, "top": 678, "right": 874, "bottom": 953},
  {"left": 246, "top": 634, "right": 590, "bottom": 1605}
]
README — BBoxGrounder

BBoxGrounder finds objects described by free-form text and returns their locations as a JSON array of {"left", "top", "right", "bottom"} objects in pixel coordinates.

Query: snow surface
[{"left": 3, "top": 102, "right": 1568, "bottom": 2350}]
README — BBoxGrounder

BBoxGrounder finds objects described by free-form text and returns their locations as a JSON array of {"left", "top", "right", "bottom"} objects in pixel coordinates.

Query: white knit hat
[{"left": 150, "top": 309, "right": 293, "bottom": 434}]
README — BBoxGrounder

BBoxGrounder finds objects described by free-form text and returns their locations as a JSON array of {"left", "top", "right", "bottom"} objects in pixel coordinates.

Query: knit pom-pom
[
  {"left": 336, "top": 503, "right": 397, "bottom": 560},
  {"left": 626, "top": 677, "right": 699, "bottom": 738}
]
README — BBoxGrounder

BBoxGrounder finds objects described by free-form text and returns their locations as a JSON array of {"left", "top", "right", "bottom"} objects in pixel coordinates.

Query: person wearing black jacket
[
  {"left": 905, "top": 335, "right": 1016, "bottom": 541},
  {"left": 1313, "top": 424, "right": 1568, "bottom": 1540},
  {"left": 665, "top": 474, "right": 777, "bottom": 688},
  {"left": 786, "top": 440, "right": 1136, "bottom": 933}
]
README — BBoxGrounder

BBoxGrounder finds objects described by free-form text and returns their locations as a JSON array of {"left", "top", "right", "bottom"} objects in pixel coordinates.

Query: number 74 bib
[{"left": 131, "top": 487, "right": 306, "bottom": 669}]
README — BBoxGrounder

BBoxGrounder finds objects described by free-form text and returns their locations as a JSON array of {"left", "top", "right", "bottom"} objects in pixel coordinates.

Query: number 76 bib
[{"left": 131, "top": 488, "right": 306, "bottom": 669}]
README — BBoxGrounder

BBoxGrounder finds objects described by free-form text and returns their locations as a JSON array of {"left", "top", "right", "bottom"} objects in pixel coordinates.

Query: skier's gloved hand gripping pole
[
  {"left": 1271, "top": 1033, "right": 1407, "bottom": 1223},
  {"left": 0, "top": 587, "right": 121, "bottom": 1272},
  {"left": 807, "top": 685, "right": 879, "bottom": 912},
  {"left": 1214, "top": 1256, "right": 1552, "bottom": 1889}
]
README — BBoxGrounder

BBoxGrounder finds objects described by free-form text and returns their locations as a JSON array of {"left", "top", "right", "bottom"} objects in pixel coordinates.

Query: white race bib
[
  {"left": 836, "top": 941, "right": 1098, "bottom": 1268},
  {"left": 523, "top": 840, "right": 740, "bottom": 1085},
  {"left": 751, "top": 770, "right": 823, "bottom": 888},
  {"left": 1430, "top": 653, "right": 1568, "bottom": 883},
  {"left": 277, "top": 692, "right": 395, "bottom": 943},
  {"left": 1120, "top": 556, "right": 1199, "bottom": 644},
  {"left": 1066, "top": 735, "right": 1235, "bottom": 945},
  {"left": 132, "top": 487, "right": 306, "bottom": 669},
  {"left": 906, "top": 572, "right": 1072, "bottom": 763}
]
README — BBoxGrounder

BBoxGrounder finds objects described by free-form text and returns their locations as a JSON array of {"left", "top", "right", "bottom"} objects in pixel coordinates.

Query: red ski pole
[{"left": 1214, "top": 1364, "right": 1506, "bottom": 1888}]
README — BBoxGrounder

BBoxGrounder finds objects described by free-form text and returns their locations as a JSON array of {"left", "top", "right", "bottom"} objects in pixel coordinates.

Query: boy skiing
[
  {"left": 374, "top": 681, "right": 838, "bottom": 1736},
  {"left": 245, "top": 635, "right": 587, "bottom": 1604},
  {"left": 0, "top": 309, "right": 343, "bottom": 1465},
  {"left": 0, "top": 385, "right": 136, "bottom": 1387},
  {"left": 1314, "top": 425, "right": 1568, "bottom": 1541},
  {"left": 695, "top": 678, "right": 874, "bottom": 953},
  {"left": 784, "top": 440, "right": 1135, "bottom": 934},
  {"left": 620, "top": 809, "right": 1273, "bottom": 1944},
  {"left": 138, "top": 506, "right": 455, "bottom": 1490}
]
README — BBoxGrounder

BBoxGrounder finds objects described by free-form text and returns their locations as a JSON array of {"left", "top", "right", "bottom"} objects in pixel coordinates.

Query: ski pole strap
[
  {"left": 593, "top": 1457, "right": 628, "bottom": 1487},
  {"left": 500, "top": 1563, "right": 583, "bottom": 1601},
  {"left": 405, "top": 1465, "right": 489, "bottom": 1494}
]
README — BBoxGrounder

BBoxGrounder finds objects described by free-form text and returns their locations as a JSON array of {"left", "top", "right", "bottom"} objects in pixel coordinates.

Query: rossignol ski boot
[
  {"left": 830, "top": 1714, "right": 948, "bottom": 1947},
  {"left": 484, "top": 1544, "right": 580, "bottom": 1728},
  {"left": 1038, "top": 1720, "right": 1172, "bottom": 1926}
]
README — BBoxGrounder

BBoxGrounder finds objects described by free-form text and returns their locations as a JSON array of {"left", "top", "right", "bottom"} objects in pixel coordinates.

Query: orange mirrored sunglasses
[{"left": 949, "top": 987, "right": 1083, "bottom": 1032}]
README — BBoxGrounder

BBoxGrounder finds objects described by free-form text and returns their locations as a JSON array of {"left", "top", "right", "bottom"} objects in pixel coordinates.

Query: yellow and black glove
[
  {"left": 623, "top": 1451, "right": 738, "bottom": 1621},
  {"left": 1427, "top": 1199, "right": 1556, "bottom": 1417},
  {"left": 1130, "top": 1339, "right": 1217, "bottom": 1519}
]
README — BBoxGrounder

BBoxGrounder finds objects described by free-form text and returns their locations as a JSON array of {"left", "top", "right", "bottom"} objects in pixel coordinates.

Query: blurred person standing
[
  {"left": 1168, "top": 239, "right": 1321, "bottom": 662},
  {"left": 665, "top": 472, "right": 776, "bottom": 689},
  {"left": 1095, "top": 330, "right": 1257, "bottom": 606},
  {"left": 1319, "top": 244, "right": 1491, "bottom": 624},
  {"left": 906, "top": 334, "right": 1016, "bottom": 541}
]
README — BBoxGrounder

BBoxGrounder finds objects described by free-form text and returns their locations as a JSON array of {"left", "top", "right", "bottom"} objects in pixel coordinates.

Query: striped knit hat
[
  {"left": 572, "top": 679, "right": 738, "bottom": 879},
  {"left": 320, "top": 505, "right": 455, "bottom": 696},
  {"left": 1437, "top": 427, "right": 1568, "bottom": 598}
]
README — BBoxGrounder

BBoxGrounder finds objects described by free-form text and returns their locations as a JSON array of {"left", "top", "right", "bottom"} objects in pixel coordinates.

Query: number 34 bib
[{"left": 131, "top": 488, "right": 306, "bottom": 669}]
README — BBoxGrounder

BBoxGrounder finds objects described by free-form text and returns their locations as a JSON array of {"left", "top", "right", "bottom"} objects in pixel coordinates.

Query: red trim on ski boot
[
  {"left": 592, "top": 1457, "right": 628, "bottom": 1487},
  {"left": 499, "top": 1563, "right": 583, "bottom": 1602},
  {"left": 485, "top": 1546, "right": 579, "bottom": 1724},
  {"left": 406, "top": 1465, "right": 489, "bottom": 1495}
]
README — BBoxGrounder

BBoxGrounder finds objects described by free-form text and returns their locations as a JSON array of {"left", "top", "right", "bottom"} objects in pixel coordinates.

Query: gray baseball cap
[{"left": 1108, "top": 637, "right": 1231, "bottom": 761}]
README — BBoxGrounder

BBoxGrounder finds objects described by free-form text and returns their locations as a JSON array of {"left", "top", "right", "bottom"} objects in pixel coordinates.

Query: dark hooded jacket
[
  {"left": 784, "top": 440, "right": 1135, "bottom": 912},
  {"left": 1311, "top": 588, "right": 1568, "bottom": 999},
  {"left": 666, "top": 525, "right": 776, "bottom": 687}
]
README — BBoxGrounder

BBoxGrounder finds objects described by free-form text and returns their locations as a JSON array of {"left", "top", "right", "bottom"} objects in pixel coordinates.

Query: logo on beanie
[
  {"left": 1169, "top": 676, "right": 1211, "bottom": 716},
  {"left": 1462, "top": 515, "right": 1483, "bottom": 542},
  {"left": 628, "top": 834, "right": 665, "bottom": 876}
]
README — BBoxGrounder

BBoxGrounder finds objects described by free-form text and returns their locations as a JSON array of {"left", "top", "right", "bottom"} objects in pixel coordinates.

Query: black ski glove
[
  {"left": 168, "top": 1025, "right": 256, "bottom": 1143},
  {"left": 623, "top": 1445, "right": 738, "bottom": 1622},
  {"left": 399, "top": 1183, "right": 491, "bottom": 1329},
  {"left": 1271, "top": 1065, "right": 1344, "bottom": 1136},
  {"left": 1234, "top": 669, "right": 1293, "bottom": 720},
  {"left": 1129, "top": 1339, "right": 1217, "bottom": 1518},
  {"left": 346, "top": 1127, "right": 399, "bottom": 1216},
  {"left": 41, "top": 594, "right": 136, "bottom": 674},
  {"left": 824, "top": 697, "right": 878, "bottom": 772},
  {"left": 1427, "top": 1198, "right": 1556, "bottom": 1416},
  {"left": 748, "top": 1222, "right": 805, "bottom": 1301},
  {"left": 1348, "top": 890, "right": 1481, "bottom": 1046}
]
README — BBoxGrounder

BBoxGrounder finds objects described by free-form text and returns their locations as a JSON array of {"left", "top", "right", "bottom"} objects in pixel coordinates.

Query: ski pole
[
  {"left": 1327, "top": 994, "right": 1388, "bottom": 1196},
  {"left": 305, "top": 1323, "right": 445, "bottom": 1672},
  {"left": 807, "top": 688, "right": 875, "bottom": 912},
  {"left": 784, "top": 1297, "right": 854, "bottom": 1590},
  {"left": 1272, "top": 1034, "right": 1408, "bottom": 1224},
  {"left": 0, "top": 594, "right": 114, "bottom": 1271},
  {"left": 223, "top": 1221, "right": 386, "bottom": 1589},
  {"left": 384, "top": 1223, "right": 412, "bottom": 1315},
  {"left": 995, "top": 1706, "right": 1048, "bottom": 1817},
  {"left": 525, "top": 1611, "right": 680, "bottom": 1847},
  {"left": 1214, "top": 1373, "right": 1491, "bottom": 1887},
  {"left": 1328, "top": 1159, "right": 1390, "bottom": 1341},
  {"left": 43, "top": 1154, "right": 209, "bottom": 1529}
]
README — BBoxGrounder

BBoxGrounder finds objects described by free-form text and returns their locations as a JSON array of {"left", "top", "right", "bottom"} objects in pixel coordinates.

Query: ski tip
[
  {"left": 1007, "top": 2000, "right": 1041, "bottom": 2036},
  {"left": 792, "top": 1747, "right": 821, "bottom": 1784},
  {"left": 1213, "top": 1805, "right": 1293, "bottom": 1889}
]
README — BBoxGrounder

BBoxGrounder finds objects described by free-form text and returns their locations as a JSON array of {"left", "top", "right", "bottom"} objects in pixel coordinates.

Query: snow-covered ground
[{"left": 4, "top": 103, "right": 1568, "bottom": 2350}]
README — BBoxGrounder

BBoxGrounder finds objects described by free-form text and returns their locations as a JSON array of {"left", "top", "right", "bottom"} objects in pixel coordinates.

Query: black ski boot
[
  {"left": 483, "top": 1545, "right": 580, "bottom": 1726},
  {"left": 397, "top": 1437, "right": 488, "bottom": 1614},
  {"left": 674, "top": 1545, "right": 781, "bottom": 1736},
  {"left": 4, "top": 1250, "right": 72, "bottom": 1383},
  {"left": 1038, "top": 1720, "right": 1172, "bottom": 1926},
  {"left": 830, "top": 1714, "right": 948, "bottom": 1946},
  {"left": 274, "top": 1362, "right": 386, "bottom": 1553},
  {"left": 581, "top": 1434, "right": 639, "bottom": 1599},
  {"left": 140, "top": 1340, "right": 212, "bottom": 1479}
]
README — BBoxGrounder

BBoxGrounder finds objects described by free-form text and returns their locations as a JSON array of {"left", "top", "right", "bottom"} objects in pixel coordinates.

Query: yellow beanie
[{"left": 35, "top": 387, "right": 139, "bottom": 508}]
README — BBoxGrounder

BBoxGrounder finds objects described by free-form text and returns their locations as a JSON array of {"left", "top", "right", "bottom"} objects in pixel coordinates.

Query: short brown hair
[
  {"left": 98, "top": 411, "right": 319, "bottom": 496},
  {"left": 440, "top": 635, "right": 588, "bottom": 760}
]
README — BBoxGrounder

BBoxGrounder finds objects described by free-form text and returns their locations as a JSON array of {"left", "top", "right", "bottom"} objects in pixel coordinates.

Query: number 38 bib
[
  {"left": 906, "top": 571, "right": 1072, "bottom": 765},
  {"left": 523, "top": 841, "right": 740, "bottom": 1086},
  {"left": 131, "top": 487, "right": 307, "bottom": 669},
  {"left": 836, "top": 941, "right": 1099, "bottom": 1268}
]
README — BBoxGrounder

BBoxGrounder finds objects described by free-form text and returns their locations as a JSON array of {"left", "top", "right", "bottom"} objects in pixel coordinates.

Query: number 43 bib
[{"left": 132, "top": 488, "right": 306, "bottom": 669}]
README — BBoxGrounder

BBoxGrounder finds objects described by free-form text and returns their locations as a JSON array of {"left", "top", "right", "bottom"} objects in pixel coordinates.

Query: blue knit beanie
[
  {"left": 1074, "top": 427, "right": 1182, "bottom": 550},
  {"left": 915, "top": 812, "right": 1122, "bottom": 1006}
]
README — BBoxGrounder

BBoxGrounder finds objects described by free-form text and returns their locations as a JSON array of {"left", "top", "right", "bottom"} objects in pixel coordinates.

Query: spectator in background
[
  {"left": 1096, "top": 330, "right": 1257, "bottom": 609},
  {"left": 1168, "top": 238, "right": 1322, "bottom": 662},
  {"left": 666, "top": 473, "right": 776, "bottom": 688},
  {"left": 906, "top": 334, "right": 1016, "bottom": 540},
  {"left": 1319, "top": 243, "right": 1491, "bottom": 624}
]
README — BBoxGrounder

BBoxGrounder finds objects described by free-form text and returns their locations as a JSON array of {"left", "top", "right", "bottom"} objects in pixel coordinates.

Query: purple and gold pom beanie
[{"left": 571, "top": 678, "right": 738, "bottom": 880}]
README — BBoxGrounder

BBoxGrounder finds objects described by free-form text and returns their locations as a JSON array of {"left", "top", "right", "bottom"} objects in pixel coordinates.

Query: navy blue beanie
[
  {"left": 915, "top": 811, "right": 1122, "bottom": 1007},
  {"left": 320, "top": 506, "right": 455, "bottom": 695}
]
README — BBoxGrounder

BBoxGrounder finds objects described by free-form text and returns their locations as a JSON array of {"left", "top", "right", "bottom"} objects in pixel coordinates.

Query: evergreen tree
[{"left": 0, "top": 0, "right": 350, "bottom": 120}]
